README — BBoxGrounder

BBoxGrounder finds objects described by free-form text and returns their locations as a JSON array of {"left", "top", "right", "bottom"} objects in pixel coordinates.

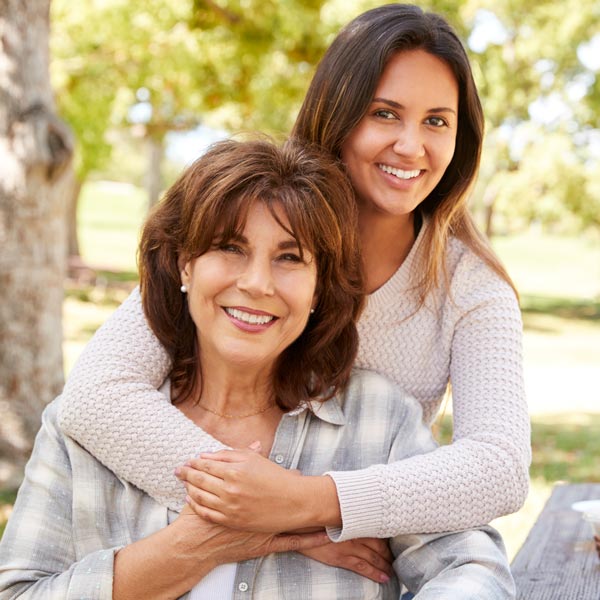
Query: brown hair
[
  {"left": 292, "top": 3, "right": 516, "bottom": 299},
  {"left": 138, "top": 138, "right": 364, "bottom": 410}
]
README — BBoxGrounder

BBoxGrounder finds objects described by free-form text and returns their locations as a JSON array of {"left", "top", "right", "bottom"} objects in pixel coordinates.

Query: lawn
[{"left": 2, "top": 181, "right": 600, "bottom": 560}]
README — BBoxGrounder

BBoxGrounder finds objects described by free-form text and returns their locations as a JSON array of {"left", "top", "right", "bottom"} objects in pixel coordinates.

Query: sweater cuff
[{"left": 324, "top": 467, "right": 384, "bottom": 542}]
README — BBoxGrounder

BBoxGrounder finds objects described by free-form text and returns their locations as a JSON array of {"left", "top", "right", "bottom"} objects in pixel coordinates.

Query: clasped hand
[{"left": 175, "top": 449, "right": 394, "bottom": 584}]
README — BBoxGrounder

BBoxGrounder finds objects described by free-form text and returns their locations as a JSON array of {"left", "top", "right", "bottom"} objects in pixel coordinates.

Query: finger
[
  {"left": 176, "top": 466, "right": 225, "bottom": 495},
  {"left": 186, "top": 457, "right": 242, "bottom": 480},
  {"left": 359, "top": 537, "right": 394, "bottom": 564},
  {"left": 186, "top": 483, "right": 223, "bottom": 512},
  {"left": 345, "top": 554, "right": 392, "bottom": 583},
  {"left": 198, "top": 449, "right": 248, "bottom": 463},
  {"left": 185, "top": 494, "right": 227, "bottom": 525},
  {"left": 269, "top": 531, "right": 330, "bottom": 553}
]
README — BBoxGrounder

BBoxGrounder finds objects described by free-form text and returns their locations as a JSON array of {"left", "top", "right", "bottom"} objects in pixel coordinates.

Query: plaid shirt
[{"left": 0, "top": 369, "right": 515, "bottom": 599}]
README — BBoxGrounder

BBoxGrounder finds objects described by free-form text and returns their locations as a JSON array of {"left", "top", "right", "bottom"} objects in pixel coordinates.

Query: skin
[{"left": 176, "top": 48, "right": 459, "bottom": 581}]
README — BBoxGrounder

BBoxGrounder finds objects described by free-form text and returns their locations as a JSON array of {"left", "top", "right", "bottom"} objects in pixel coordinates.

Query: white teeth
[
  {"left": 225, "top": 308, "right": 274, "bottom": 325},
  {"left": 378, "top": 164, "right": 420, "bottom": 179}
]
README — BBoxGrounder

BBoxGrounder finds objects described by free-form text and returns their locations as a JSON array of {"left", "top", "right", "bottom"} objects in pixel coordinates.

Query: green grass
[{"left": 77, "top": 180, "right": 146, "bottom": 272}]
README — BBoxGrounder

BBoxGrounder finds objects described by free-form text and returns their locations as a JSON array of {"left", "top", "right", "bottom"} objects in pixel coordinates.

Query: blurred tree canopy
[{"left": 50, "top": 0, "right": 600, "bottom": 236}]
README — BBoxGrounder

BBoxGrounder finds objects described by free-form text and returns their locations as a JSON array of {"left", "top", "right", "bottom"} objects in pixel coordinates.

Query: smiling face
[
  {"left": 180, "top": 200, "right": 318, "bottom": 374},
  {"left": 341, "top": 49, "right": 459, "bottom": 223}
]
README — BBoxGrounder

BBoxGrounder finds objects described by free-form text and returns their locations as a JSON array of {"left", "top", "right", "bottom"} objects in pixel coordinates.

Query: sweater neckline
[{"left": 365, "top": 217, "right": 428, "bottom": 307}]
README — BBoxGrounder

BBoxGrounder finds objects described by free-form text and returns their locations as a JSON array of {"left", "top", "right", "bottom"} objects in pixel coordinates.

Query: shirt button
[
  {"left": 238, "top": 582, "right": 249, "bottom": 592},
  {"left": 274, "top": 454, "right": 284, "bottom": 464}
]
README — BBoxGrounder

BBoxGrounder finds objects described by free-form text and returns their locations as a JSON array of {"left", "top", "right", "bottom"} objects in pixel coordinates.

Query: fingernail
[
  {"left": 248, "top": 440, "right": 262, "bottom": 451},
  {"left": 174, "top": 467, "right": 181, "bottom": 477},
  {"left": 379, "top": 574, "right": 390, "bottom": 583},
  {"left": 185, "top": 495, "right": 192, "bottom": 505}
]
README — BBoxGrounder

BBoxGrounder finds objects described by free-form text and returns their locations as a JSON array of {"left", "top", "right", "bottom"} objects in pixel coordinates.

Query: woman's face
[
  {"left": 181, "top": 201, "right": 318, "bottom": 372},
  {"left": 341, "top": 49, "right": 459, "bottom": 221}
]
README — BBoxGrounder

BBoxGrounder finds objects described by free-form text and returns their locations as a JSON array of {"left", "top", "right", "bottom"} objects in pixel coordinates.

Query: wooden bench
[{"left": 512, "top": 483, "right": 600, "bottom": 599}]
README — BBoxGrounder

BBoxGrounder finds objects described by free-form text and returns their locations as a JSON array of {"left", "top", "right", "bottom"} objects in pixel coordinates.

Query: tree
[{"left": 0, "top": 0, "right": 73, "bottom": 482}]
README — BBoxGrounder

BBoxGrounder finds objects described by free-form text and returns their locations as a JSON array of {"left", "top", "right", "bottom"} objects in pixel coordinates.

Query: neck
[
  {"left": 178, "top": 357, "right": 282, "bottom": 456},
  {"left": 359, "top": 211, "right": 416, "bottom": 293}
]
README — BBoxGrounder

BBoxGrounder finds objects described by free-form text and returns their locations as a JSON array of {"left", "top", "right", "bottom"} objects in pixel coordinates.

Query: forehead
[{"left": 375, "top": 49, "right": 458, "bottom": 109}]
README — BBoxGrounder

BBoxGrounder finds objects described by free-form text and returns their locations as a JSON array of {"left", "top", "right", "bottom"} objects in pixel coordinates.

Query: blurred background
[{"left": 1, "top": 0, "right": 599, "bottom": 559}]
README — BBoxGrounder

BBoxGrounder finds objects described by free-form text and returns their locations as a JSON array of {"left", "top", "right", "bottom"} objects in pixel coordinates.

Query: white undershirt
[{"left": 189, "top": 563, "right": 236, "bottom": 599}]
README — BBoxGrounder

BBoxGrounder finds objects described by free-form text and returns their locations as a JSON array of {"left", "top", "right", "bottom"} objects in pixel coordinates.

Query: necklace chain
[{"left": 197, "top": 401, "right": 275, "bottom": 419}]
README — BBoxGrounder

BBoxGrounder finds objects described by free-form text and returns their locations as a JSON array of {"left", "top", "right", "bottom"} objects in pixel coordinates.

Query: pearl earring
[
  {"left": 310, "top": 308, "right": 315, "bottom": 314},
  {"left": 180, "top": 284, "right": 187, "bottom": 293}
]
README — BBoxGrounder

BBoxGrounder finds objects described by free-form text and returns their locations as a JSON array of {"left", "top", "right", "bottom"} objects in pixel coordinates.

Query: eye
[
  {"left": 425, "top": 116, "right": 448, "bottom": 127},
  {"left": 219, "top": 243, "right": 244, "bottom": 254},
  {"left": 373, "top": 109, "right": 397, "bottom": 120},
  {"left": 278, "top": 252, "right": 303, "bottom": 263}
]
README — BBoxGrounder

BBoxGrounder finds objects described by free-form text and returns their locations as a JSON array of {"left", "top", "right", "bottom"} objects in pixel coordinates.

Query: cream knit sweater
[{"left": 58, "top": 223, "right": 530, "bottom": 536}]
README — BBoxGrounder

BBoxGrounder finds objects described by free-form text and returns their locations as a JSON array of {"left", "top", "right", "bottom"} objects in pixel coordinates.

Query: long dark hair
[
  {"left": 138, "top": 138, "right": 364, "bottom": 409},
  {"left": 293, "top": 4, "right": 516, "bottom": 298}
]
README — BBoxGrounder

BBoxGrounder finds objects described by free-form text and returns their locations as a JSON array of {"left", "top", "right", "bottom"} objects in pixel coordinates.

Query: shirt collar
[{"left": 287, "top": 394, "right": 347, "bottom": 426}]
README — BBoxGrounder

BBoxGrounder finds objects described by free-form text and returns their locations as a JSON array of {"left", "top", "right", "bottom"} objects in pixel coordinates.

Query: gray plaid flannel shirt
[{"left": 0, "top": 369, "right": 515, "bottom": 599}]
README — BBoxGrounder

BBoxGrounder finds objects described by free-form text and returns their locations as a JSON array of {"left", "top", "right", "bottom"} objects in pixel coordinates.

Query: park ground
[{"left": 2, "top": 180, "right": 600, "bottom": 559}]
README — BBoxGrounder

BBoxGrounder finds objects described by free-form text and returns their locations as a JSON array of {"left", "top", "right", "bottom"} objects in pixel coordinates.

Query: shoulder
[{"left": 443, "top": 236, "right": 520, "bottom": 315}]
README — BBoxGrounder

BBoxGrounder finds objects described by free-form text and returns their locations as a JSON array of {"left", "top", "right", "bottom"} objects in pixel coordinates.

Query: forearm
[{"left": 114, "top": 516, "right": 216, "bottom": 600}]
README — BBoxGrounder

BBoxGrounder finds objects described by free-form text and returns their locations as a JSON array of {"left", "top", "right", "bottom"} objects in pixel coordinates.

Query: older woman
[{"left": 0, "top": 139, "right": 514, "bottom": 598}]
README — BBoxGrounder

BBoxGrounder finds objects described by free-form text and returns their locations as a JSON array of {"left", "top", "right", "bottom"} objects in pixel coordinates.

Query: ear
[{"left": 178, "top": 254, "right": 193, "bottom": 287}]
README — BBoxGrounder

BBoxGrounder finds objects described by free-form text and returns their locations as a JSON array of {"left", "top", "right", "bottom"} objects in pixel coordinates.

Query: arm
[
  {"left": 0, "top": 402, "right": 328, "bottom": 600},
  {"left": 392, "top": 527, "right": 515, "bottom": 599},
  {"left": 58, "top": 287, "right": 226, "bottom": 511},
  {"left": 0, "top": 401, "right": 119, "bottom": 599},
  {"left": 327, "top": 263, "right": 530, "bottom": 538}
]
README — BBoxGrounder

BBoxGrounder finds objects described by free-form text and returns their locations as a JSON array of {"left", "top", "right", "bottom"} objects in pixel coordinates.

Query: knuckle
[
  {"left": 353, "top": 558, "right": 368, "bottom": 572},
  {"left": 286, "top": 535, "right": 302, "bottom": 552}
]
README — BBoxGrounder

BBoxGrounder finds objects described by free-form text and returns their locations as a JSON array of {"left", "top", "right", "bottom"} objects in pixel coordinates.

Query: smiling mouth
[
  {"left": 378, "top": 164, "right": 421, "bottom": 180},
  {"left": 224, "top": 307, "right": 276, "bottom": 325}
]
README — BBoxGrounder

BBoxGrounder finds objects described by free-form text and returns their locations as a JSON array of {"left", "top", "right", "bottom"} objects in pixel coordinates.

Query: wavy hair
[{"left": 138, "top": 138, "right": 364, "bottom": 409}]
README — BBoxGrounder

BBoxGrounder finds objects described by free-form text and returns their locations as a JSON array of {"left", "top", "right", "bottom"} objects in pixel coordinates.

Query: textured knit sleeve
[
  {"left": 327, "top": 256, "right": 531, "bottom": 537},
  {"left": 58, "top": 287, "right": 226, "bottom": 511},
  {"left": 0, "top": 402, "right": 118, "bottom": 599}
]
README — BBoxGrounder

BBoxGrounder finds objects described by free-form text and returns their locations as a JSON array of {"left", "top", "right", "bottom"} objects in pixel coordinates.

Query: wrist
[{"left": 295, "top": 475, "right": 341, "bottom": 529}]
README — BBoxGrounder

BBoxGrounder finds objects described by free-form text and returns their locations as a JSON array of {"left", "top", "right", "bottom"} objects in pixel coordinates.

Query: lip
[{"left": 222, "top": 306, "right": 278, "bottom": 333}]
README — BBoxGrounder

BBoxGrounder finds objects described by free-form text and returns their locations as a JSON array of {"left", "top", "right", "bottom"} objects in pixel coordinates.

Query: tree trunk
[
  {"left": 0, "top": 0, "right": 74, "bottom": 485},
  {"left": 145, "top": 136, "right": 163, "bottom": 211},
  {"left": 67, "top": 174, "right": 82, "bottom": 258}
]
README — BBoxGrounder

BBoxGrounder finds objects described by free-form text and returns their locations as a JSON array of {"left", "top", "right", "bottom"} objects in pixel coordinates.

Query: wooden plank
[{"left": 512, "top": 483, "right": 600, "bottom": 599}]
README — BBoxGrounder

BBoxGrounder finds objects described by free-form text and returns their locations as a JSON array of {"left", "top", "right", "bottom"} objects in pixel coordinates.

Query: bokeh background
[{"left": 1, "top": 0, "right": 599, "bottom": 559}]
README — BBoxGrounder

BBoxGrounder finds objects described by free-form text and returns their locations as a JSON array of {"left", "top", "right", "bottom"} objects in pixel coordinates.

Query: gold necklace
[{"left": 197, "top": 401, "right": 276, "bottom": 419}]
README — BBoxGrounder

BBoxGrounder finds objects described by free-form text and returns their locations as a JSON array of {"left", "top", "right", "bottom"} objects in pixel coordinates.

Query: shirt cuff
[
  {"left": 324, "top": 467, "right": 384, "bottom": 542},
  {"left": 67, "top": 546, "right": 122, "bottom": 599}
]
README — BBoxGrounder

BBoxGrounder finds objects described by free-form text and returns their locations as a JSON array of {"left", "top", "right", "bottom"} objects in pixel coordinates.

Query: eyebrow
[
  {"left": 372, "top": 97, "right": 457, "bottom": 115},
  {"left": 224, "top": 234, "right": 301, "bottom": 251}
]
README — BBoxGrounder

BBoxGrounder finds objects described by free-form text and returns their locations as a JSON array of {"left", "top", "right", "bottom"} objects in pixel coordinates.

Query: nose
[
  {"left": 236, "top": 256, "right": 275, "bottom": 297},
  {"left": 392, "top": 123, "right": 425, "bottom": 159}
]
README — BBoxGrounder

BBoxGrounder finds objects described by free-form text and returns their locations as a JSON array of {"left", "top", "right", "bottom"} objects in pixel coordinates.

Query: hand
[
  {"left": 300, "top": 538, "right": 394, "bottom": 584},
  {"left": 176, "top": 504, "right": 330, "bottom": 566},
  {"left": 175, "top": 448, "right": 338, "bottom": 532}
]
